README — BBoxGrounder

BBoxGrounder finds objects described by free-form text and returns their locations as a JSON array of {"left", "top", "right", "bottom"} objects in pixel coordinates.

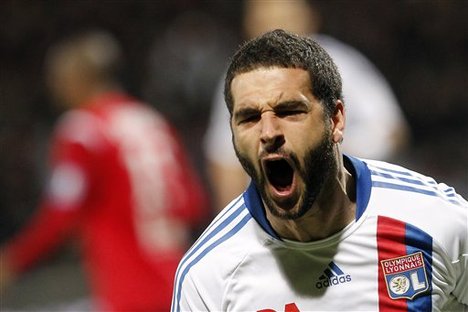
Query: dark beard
[{"left": 234, "top": 129, "right": 336, "bottom": 220}]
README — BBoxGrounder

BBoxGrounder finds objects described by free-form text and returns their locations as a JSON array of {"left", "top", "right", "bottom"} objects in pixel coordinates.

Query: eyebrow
[{"left": 274, "top": 100, "right": 310, "bottom": 112}]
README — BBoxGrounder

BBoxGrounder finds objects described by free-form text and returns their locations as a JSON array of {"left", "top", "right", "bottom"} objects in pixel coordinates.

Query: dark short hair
[{"left": 224, "top": 29, "right": 343, "bottom": 117}]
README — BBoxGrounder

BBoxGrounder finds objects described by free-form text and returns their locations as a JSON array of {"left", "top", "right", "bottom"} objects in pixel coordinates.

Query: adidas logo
[{"left": 315, "top": 261, "right": 352, "bottom": 289}]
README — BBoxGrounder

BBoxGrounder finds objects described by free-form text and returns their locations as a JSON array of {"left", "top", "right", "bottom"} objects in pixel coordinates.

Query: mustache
[
  {"left": 259, "top": 147, "right": 288, "bottom": 159},
  {"left": 259, "top": 148, "right": 299, "bottom": 165}
]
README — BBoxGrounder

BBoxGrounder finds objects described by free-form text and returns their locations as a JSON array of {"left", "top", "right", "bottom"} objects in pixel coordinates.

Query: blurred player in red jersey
[{"left": 0, "top": 30, "right": 207, "bottom": 311}]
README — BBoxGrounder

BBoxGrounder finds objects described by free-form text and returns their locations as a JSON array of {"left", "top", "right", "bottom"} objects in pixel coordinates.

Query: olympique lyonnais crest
[{"left": 380, "top": 251, "right": 429, "bottom": 300}]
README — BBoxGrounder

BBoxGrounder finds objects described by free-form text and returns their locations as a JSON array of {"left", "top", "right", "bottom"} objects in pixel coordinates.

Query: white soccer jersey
[{"left": 172, "top": 156, "right": 468, "bottom": 312}]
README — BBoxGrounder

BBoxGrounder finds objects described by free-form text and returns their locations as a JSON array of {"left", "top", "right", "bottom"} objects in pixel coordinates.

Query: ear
[{"left": 330, "top": 100, "right": 345, "bottom": 144}]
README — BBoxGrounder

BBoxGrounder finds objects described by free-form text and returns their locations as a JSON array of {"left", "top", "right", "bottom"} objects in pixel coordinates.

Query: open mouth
[{"left": 264, "top": 159, "right": 294, "bottom": 192}]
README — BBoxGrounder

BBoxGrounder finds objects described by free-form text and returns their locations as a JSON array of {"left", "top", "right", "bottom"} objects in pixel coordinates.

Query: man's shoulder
[
  {"left": 364, "top": 159, "right": 466, "bottom": 208},
  {"left": 54, "top": 108, "right": 105, "bottom": 150},
  {"left": 176, "top": 196, "right": 261, "bottom": 281},
  {"left": 363, "top": 159, "right": 467, "bottom": 253}
]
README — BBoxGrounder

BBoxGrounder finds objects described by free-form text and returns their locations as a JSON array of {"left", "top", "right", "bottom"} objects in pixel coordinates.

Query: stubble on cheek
[{"left": 232, "top": 120, "right": 336, "bottom": 220}]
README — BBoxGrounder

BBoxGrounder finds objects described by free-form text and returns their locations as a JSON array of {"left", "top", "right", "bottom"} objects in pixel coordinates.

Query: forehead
[{"left": 231, "top": 67, "right": 312, "bottom": 108}]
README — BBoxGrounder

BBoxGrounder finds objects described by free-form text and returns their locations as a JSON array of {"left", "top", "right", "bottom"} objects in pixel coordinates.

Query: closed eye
[
  {"left": 240, "top": 114, "right": 260, "bottom": 124},
  {"left": 276, "top": 110, "right": 305, "bottom": 118},
  {"left": 275, "top": 100, "right": 309, "bottom": 119},
  {"left": 234, "top": 108, "right": 261, "bottom": 125}
]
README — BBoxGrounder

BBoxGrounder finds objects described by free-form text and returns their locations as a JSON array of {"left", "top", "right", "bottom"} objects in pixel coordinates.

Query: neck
[{"left": 266, "top": 157, "right": 356, "bottom": 242}]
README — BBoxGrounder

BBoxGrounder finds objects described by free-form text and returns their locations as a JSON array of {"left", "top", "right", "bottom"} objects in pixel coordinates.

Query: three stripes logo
[{"left": 315, "top": 261, "right": 352, "bottom": 289}]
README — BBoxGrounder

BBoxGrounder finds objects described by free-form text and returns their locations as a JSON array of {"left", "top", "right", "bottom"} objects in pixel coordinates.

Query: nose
[{"left": 260, "top": 113, "right": 285, "bottom": 152}]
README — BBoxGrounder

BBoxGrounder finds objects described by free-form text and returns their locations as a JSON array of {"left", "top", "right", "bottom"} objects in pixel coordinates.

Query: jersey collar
[{"left": 243, "top": 154, "right": 372, "bottom": 239}]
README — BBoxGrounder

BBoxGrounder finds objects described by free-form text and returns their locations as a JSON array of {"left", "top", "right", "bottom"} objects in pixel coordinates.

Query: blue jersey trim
[
  {"left": 372, "top": 181, "right": 460, "bottom": 205},
  {"left": 370, "top": 165, "right": 414, "bottom": 177},
  {"left": 345, "top": 155, "right": 372, "bottom": 220},
  {"left": 371, "top": 170, "right": 429, "bottom": 187},
  {"left": 188, "top": 196, "right": 243, "bottom": 249},
  {"left": 243, "top": 155, "right": 372, "bottom": 238},
  {"left": 174, "top": 212, "right": 252, "bottom": 312},
  {"left": 244, "top": 182, "right": 280, "bottom": 239},
  {"left": 405, "top": 223, "right": 433, "bottom": 311},
  {"left": 172, "top": 201, "right": 250, "bottom": 312}
]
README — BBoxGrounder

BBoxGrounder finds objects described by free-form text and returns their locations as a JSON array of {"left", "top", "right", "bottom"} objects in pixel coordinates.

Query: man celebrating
[{"left": 172, "top": 30, "right": 467, "bottom": 311}]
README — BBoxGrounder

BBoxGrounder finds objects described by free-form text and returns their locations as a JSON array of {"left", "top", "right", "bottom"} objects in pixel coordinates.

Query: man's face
[
  {"left": 230, "top": 67, "right": 337, "bottom": 219},
  {"left": 47, "top": 56, "right": 79, "bottom": 110}
]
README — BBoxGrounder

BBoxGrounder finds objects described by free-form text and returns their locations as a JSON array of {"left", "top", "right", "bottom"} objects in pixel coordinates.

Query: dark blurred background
[{"left": 1, "top": 0, "right": 467, "bottom": 310}]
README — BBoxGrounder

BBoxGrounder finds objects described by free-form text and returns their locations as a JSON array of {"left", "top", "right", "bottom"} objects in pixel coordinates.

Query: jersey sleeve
[
  {"left": 3, "top": 111, "right": 100, "bottom": 273},
  {"left": 452, "top": 199, "right": 468, "bottom": 305},
  {"left": 172, "top": 272, "right": 210, "bottom": 312},
  {"left": 452, "top": 254, "right": 468, "bottom": 305}
]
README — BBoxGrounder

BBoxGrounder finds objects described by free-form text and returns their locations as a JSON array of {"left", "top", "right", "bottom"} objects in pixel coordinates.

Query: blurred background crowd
[{"left": 1, "top": 0, "right": 467, "bottom": 310}]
